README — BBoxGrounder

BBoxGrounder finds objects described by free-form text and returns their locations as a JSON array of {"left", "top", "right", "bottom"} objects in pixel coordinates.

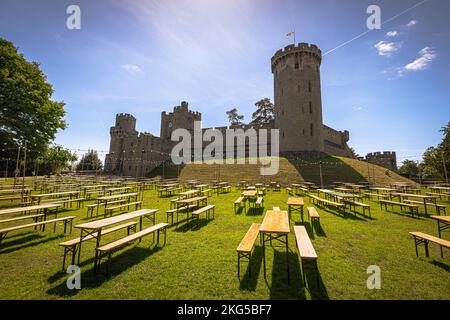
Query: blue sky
[{"left": 0, "top": 0, "right": 449, "bottom": 164}]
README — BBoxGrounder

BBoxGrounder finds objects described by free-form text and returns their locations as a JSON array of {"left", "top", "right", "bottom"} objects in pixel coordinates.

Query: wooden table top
[
  {"left": 260, "top": 210, "right": 290, "bottom": 234},
  {"left": 242, "top": 190, "right": 257, "bottom": 197},
  {"left": 431, "top": 216, "right": 450, "bottom": 223},
  {"left": 32, "top": 190, "right": 80, "bottom": 198},
  {"left": 287, "top": 197, "right": 304, "bottom": 206},
  {"left": 391, "top": 193, "right": 436, "bottom": 199},
  {"left": 96, "top": 192, "right": 139, "bottom": 201},
  {"left": 0, "top": 188, "right": 31, "bottom": 194},
  {"left": 75, "top": 209, "right": 158, "bottom": 230},
  {"left": 0, "top": 203, "right": 61, "bottom": 216},
  {"left": 176, "top": 196, "right": 207, "bottom": 204},
  {"left": 179, "top": 190, "right": 199, "bottom": 196}
]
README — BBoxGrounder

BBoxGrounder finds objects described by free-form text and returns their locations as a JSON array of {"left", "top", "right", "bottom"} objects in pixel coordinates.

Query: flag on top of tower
[{"left": 286, "top": 31, "right": 295, "bottom": 37}]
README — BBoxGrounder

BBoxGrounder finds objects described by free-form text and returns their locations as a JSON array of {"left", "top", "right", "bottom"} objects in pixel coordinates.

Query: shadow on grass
[
  {"left": 303, "top": 260, "right": 330, "bottom": 300},
  {"left": 234, "top": 207, "right": 245, "bottom": 215},
  {"left": 246, "top": 207, "right": 263, "bottom": 216},
  {"left": 430, "top": 260, "right": 450, "bottom": 273},
  {"left": 268, "top": 250, "right": 306, "bottom": 299},
  {"left": 172, "top": 217, "right": 212, "bottom": 232},
  {"left": 313, "top": 222, "right": 327, "bottom": 237},
  {"left": 382, "top": 208, "right": 423, "bottom": 220},
  {"left": 0, "top": 234, "right": 64, "bottom": 254},
  {"left": 47, "top": 245, "right": 162, "bottom": 298},
  {"left": 239, "top": 246, "right": 263, "bottom": 292}
]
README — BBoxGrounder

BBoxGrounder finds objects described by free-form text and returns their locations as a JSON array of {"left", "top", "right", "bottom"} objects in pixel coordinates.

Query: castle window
[
  {"left": 282, "top": 131, "right": 285, "bottom": 138},
  {"left": 297, "top": 85, "right": 300, "bottom": 93},
  {"left": 281, "top": 88, "right": 284, "bottom": 96},
  {"left": 310, "top": 123, "right": 314, "bottom": 136},
  {"left": 302, "top": 106, "right": 305, "bottom": 113},
  {"left": 308, "top": 81, "right": 312, "bottom": 92},
  {"left": 302, "top": 129, "right": 305, "bottom": 135},
  {"left": 295, "top": 63, "right": 299, "bottom": 69},
  {"left": 309, "top": 102, "right": 313, "bottom": 114}
]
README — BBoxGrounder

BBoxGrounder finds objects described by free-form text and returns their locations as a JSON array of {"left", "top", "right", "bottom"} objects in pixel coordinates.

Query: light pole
[
  {"left": 319, "top": 161, "right": 324, "bottom": 188},
  {"left": 140, "top": 149, "right": 146, "bottom": 177}
]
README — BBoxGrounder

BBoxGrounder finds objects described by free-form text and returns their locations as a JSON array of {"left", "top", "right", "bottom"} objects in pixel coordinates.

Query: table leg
[
  {"left": 437, "top": 221, "right": 443, "bottom": 258},
  {"left": 262, "top": 233, "right": 266, "bottom": 279},
  {"left": 77, "top": 229, "right": 84, "bottom": 264},
  {"left": 286, "top": 234, "right": 290, "bottom": 284},
  {"left": 423, "top": 200, "right": 428, "bottom": 216}
]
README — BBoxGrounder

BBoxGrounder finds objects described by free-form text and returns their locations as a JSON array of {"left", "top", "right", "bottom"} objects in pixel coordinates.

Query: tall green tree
[
  {"left": 419, "top": 123, "right": 450, "bottom": 180},
  {"left": 226, "top": 108, "right": 244, "bottom": 125},
  {"left": 251, "top": 98, "right": 275, "bottom": 124},
  {"left": 76, "top": 150, "right": 103, "bottom": 171},
  {"left": 0, "top": 38, "right": 66, "bottom": 173},
  {"left": 398, "top": 159, "right": 419, "bottom": 178},
  {"left": 37, "top": 145, "right": 77, "bottom": 175}
]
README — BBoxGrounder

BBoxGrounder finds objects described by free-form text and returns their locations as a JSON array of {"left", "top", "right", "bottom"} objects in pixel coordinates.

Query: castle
[{"left": 105, "top": 43, "right": 354, "bottom": 176}]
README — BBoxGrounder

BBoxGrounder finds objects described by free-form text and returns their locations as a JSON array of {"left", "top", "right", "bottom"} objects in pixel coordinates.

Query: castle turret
[{"left": 272, "top": 43, "right": 324, "bottom": 153}]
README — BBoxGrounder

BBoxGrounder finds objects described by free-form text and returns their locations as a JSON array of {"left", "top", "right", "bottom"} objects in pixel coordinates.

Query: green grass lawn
[{"left": 0, "top": 187, "right": 449, "bottom": 300}]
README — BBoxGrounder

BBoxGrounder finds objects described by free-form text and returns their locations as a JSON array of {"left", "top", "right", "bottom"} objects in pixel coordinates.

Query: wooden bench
[
  {"left": 404, "top": 200, "right": 447, "bottom": 216},
  {"left": 294, "top": 225, "right": 319, "bottom": 286},
  {"left": 379, "top": 200, "right": 419, "bottom": 217},
  {"left": 409, "top": 232, "right": 450, "bottom": 258},
  {"left": 234, "top": 197, "right": 246, "bottom": 213},
  {"left": 0, "top": 214, "right": 44, "bottom": 225},
  {"left": 53, "top": 197, "right": 85, "bottom": 209},
  {"left": 59, "top": 221, "right": 138, "bottom": 269},
  {"left": 344, "top": 200, "right": 371, "bottom": 217},
  {"left": 307, "top": 207, "right": 320, "bottom": 228},
  {"left": 254, "top": 197, "right": 264, "bottom": 210},
  {"left": 192, "top": 205, "right": 216, "bottom": 228},
  {"left": 104, "top": 201, "right": 142, "bottom": 217},
  {"left": 236, "top": 223, "right": 261, "bottom": 278},
  {"left": 309, "top": 195, "right": 345, "bottom": 214},
  {"left": 364, "top": 193, "right": 389, "bottom": 201},
  {"left": 426, "top": 191, "right": 450, "bottom": 200},
  {"left": 286, "top": 187, "right": 293, "bottom": 194},
  {"left": 273, "top": 207, "right": 281, "bottom": 211},
  {"left": 201, "top": 189, "right": 212, "bottom": 197},
  {"left": 86, "top": 199, "right": 128, "bottom": 218},
  {"left": 0, "top": 216, "right": 76, "bottom": 246},
  {"left": 222, "top": 186, "right": 231, "bottom": 193},
  {"left": 95, "top": 223, "right": 169, "bottom": 274},
  {"left": 166, "top": 205, "right": 197, "bottom": 225}
]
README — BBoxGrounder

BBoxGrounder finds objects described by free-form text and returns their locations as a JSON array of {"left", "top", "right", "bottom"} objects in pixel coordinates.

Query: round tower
[{"left": 272, "top": 43, "right": 324, "bottom": 153}]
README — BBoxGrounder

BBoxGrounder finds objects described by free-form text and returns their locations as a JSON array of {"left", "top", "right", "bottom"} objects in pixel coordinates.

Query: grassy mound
[{"left": 179, "top": 156, "right": 417, "bottom": 186}]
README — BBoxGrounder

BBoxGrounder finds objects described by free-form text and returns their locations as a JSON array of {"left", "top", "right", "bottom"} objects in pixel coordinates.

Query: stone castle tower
[
  {"left": 272, "top": 43, "right": 324, "bottom": 153},
  {"left": 160, "top": 101, "right": 202, "bottom": 153}
]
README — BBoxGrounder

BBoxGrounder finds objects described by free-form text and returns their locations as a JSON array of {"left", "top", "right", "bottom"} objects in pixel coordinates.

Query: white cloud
[
  {"left": 399, "top": 47, "right": 437, "bottom": 75},
  {"left": 407, "top": 20, "right": 418, "bottom": 27},
  {"left": 386, "top": 31, "right": 399, "bottom": 37},
  {"left": 122, "top": 64, "right": 144, "bottom": 74},
  {"left": 352, "top": 106, "right": 363, "bottom": 111},
  {"left": 374, "top": 41, "right": 401, "bottom": 56}
]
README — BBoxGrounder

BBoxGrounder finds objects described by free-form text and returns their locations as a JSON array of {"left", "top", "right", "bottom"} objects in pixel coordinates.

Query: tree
[
  {"left": 419, "top": 123, "right": 450, "bottom": 180},
  {"left": 398, "top": 159, "right": 419, "bottom": 178},
  {"left": 37, "top": 145, "right": 77, "bottom": 175},
  {"left": 349, "top": 147, "right": 359, "bottom": 159},
  {"left": 251, "top": 98, "right": 274, "bottom": 124},
  {"left": 0, "top": 38, "right": 66, "bottom": 173},
  {"left": 226, "top": 108, "right": 244, "bottom": 125},
  {"left": 76, "top": 150, "right": 103, "bottom": 171}
]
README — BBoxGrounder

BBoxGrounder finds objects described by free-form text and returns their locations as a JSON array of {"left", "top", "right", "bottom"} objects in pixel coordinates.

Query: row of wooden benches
[
  {"left": 236, "top": 210, "right": 319, "bottom": 286},
  {"left": 234, "top": 196, "right": 264, "bottom": 213}
]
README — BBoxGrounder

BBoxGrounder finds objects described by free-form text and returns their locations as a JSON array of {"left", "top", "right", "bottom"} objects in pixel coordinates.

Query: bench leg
[{"left": 237, "top": 253, "right": 240, "bottom": 278}]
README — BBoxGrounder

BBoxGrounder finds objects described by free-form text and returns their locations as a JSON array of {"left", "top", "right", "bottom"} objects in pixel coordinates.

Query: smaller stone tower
[
  {"left": 160, "top": 101, "right": 202, "bottom": 153},
  {"left": 366, "top": 152, "right": 397, "bottom": 171},
  {"left": 105, "top": 113, "right": 137, "bottom": 172}
]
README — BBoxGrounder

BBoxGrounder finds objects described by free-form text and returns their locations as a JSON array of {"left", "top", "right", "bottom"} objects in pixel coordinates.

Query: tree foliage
[
  {"left": 419, "top": 122, "right": 450, "bottom": 180},
  {"left": 226, "top": 108, "right": 244, "bottom": 125},
  {"left": 0, "top": 37, "right": 66, "bottom": 172},
  {"left": 76, "top": 150, "right": 103, "bottom": 171},
  {"left": 37, "top": 145, "right": 77, "bottom": 175},
  {"left": 251, "top": 98, "right": 275, "bottom": 125},
  {"left": 398, "top": 159, "right": 419, "bottom": 178}
]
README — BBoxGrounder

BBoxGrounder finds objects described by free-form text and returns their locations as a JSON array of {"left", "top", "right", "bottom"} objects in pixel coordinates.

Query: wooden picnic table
[
  {"left": 0, "top": 188, "right": 31, "bottom": 195},
  {"left": 430, "top": 215, "right": 450, "bottom": 257},
  {"left": 105, "top": 186, "right": 132, "bottom": 195},
  {"left": 287, "top": 197, "right": 305, "bottom": 221},
  {"left": 391, "top": 193, "right": 437, "bottom": 215},
  {"left": 96, "top": 192, "right": 139, "bottom": 216},
  {"left": 75, "top": 209, "right": 158, "bottom": 264},
  {"left": 260, "top": 210, "right": 291, "bottom": 282},
  {"left": 371, "top": 187, "right": 396, "bottom": 194},
  {"left": 194, "top": 184, "right": 209, "bottom": 190},
  {"left": 31, "top": 190, "right": 80, "bottom": 205},
  {"left": 430, "top": 186, "right": 450, "bottom": 194},
  {"left": 178, "top": 190, "right": 200, "bottom": 199},
  {"left": 242, "top": 190, "right": 257, "bottom": 198},
  {"left": 176, "top": 196, "right": 207, "bottom": 210},
  {"left": 0, "top": 203, "right": 61, "bottom": 218}
]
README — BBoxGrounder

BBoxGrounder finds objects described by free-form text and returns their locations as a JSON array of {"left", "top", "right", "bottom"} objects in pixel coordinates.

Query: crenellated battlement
[
  {"left": 116, "top": 113, "right": 136, "bottom": 120},
  {"left": 367, "top": 151, "right": 396, "bottom": 158},
  {"left": 271, "top": 42, "right": 322, "bottom": 72}
]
